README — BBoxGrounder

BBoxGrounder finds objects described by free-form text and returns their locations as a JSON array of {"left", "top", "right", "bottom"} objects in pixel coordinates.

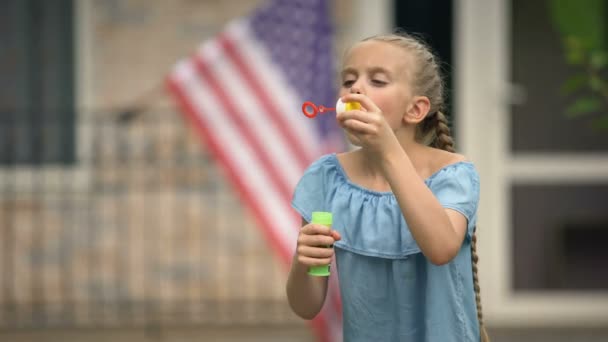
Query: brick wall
[{"left": 1, "top": 0, "right": 358, "bottom": 330}]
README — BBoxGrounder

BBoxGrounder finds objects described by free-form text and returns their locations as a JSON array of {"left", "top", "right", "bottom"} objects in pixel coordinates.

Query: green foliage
[
  {"left": 593, "top": 116, "right": 608, "bottom": 130},
  {"left": 560, "top": 74, "right": 588, "bottom": 95},
  {"left": 565, "top": 97, "right": 600, "bottom": 117},
  {"left": 590, "top": 51, "right": 608, "bottom": 70},
  {"left": 549, "top": 0, "right": 605, "bottom": 51},
  {"left": 549, "top": 0, "right": 608, "bottom": 130}
]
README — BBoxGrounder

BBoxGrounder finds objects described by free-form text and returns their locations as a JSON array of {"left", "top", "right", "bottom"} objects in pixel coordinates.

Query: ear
[{"left": 403, "top": 96, "right": 431, "bottom": 124}]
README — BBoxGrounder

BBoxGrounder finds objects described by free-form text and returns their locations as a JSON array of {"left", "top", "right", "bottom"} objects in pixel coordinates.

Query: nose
[
  {"left": 347, "top": 78, "right": 364, "bottom": 95},
  {"left": 350, "top": 84, "right": 362, "bottom": 94}
]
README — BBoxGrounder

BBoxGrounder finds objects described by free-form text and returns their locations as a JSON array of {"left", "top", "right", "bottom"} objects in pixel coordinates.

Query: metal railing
[{"left": 0, "top": 111, "right": 297, "bottom": 330}]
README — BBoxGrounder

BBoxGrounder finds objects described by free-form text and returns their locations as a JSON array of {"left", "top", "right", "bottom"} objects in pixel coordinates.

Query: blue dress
[{"left": 291, "top": 154, "right": 481, "bottom": 342}]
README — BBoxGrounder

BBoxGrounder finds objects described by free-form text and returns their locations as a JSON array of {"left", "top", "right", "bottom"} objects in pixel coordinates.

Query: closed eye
[
  {"left": 342, "top": 80, "right": 355, "bottom": 88},
  {"left": 372, "top": 79, "right": 387, "bottom": 86}
]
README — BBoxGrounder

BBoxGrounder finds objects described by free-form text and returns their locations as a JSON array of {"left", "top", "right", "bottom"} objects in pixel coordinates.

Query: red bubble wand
[
  {"left": 301, "top": 101, "right": 335, "bottom": 119},
  {"left": 302, "top": 99, "right": 361, "bottom": 119}
]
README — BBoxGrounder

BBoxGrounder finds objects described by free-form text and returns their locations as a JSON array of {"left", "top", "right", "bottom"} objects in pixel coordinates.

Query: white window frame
[{"left": 455, "top": 0, "right": 608, "bottom": 327}]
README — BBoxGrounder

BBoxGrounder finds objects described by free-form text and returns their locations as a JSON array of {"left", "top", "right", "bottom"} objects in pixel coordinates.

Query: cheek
[
  {"left": 373, "top": 96, "right": 397, "bottom": 116},
  {"left": 375, "top": 97, "right": 405, "bottom": 126}
]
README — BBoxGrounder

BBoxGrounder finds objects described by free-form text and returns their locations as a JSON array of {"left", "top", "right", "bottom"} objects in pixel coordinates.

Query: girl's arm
[
  {"left": 286, "top": 219, "right": 340, "bottom": 319},
  {"left": 381, "top": 145, "right": 468, "bottom": 265},
  {"left": 286, "top": 253, "right": 329, "bottom": 319},
  {"left": 337, "top": 93, "right": 468, "bottom": 265}
]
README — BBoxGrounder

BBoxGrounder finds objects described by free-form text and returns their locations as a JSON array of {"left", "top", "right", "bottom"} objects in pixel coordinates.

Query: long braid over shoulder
[{"left": 364, "top": 31, "right": 490, "bottom": 342}]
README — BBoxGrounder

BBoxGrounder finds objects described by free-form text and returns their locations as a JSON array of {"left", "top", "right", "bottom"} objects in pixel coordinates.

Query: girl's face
[{"left": 339, "top": 40, "right": 414, "bottom": 132}]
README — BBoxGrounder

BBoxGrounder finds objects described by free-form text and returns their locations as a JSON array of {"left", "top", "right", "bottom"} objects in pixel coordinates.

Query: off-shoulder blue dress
[{"left": 292, "top": 153, "right": 481, "bottom": 342}]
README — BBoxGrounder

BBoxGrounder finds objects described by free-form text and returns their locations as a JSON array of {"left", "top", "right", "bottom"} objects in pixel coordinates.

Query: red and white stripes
[{"left": 167, "top": 18, "right": 342, "bottom": 342}]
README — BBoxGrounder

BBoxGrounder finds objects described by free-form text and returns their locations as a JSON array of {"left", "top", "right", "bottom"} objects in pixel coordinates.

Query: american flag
[{"left": 166, "top": 0, "right": 344, "bottom": 341}]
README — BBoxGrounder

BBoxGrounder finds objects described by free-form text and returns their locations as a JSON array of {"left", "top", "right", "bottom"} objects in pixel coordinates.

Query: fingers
[
  {"left": 336, "top": 94, "right": 383, "bottom": 134},
  {"left": 297, "top": 245, "right": 334, "bottom": 259},
  {"left": 337, "top": 109, "right": 374, "bottom": 124},
  {"left": 297, "top": 255, "right": 333, "bottom": 266},
  {"left": 300, "top": 223, "right": 332, "bottom": 236},
  {"left": 296, "top": 241, "right": 335, "bottom": 267},
  {"left": 302, "top": 224, "right": 340, "bottom": 241},
  {"left": 297, "top": 229, "right": 335, "bottom": 247},
  {"left": 339, "top": 117, "right": 377, "bottom": 135},
  {"left": 296, "top": 223, "right": 340, "bottom": 267},
  {"left": 336, "top": 108, "right": 377, "bottom": 136}
]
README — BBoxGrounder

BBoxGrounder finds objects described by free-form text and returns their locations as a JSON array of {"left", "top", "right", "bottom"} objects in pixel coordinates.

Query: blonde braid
[
  {"left": 431, "top": 111, "right": 455, "bottom": 153},
  {"left": 434, "top": 105, "right": 490, "bottom": 342},
  {"left": 427, "top": 90, "right": 490, "bottom": 341},
  {"left": 472, "top": 233, "right": 490, "bottom": 342},
  {"left": 364, "top": 32, "right": 490, "bottom": 341}
]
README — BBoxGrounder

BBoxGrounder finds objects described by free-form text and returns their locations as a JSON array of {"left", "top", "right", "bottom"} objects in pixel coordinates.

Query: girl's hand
[
  {"left": 296, "top": 223, "right": 341, "bottom": 267},
  {"left": 336, "top": 93, "right": 400, "bottom": 155}
]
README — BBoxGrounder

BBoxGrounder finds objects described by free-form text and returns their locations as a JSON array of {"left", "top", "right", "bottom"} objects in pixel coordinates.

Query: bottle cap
[
  {"left": 311, "top": 211, "right": 332, "bottom": 225},
  {"left": 335, "top": 98, "right": 361, "bottom": 114}
]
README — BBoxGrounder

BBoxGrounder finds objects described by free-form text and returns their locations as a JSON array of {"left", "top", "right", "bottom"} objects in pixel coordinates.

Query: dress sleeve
[
  {"left": 291, "top": 155, "right": 332, "bottom": 223},
  {"left": 430, "top": 163, "right": 480, "bottom": 239}
]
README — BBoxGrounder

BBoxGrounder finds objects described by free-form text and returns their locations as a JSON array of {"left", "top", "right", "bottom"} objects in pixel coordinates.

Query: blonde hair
[{"left": 364, "top": 32, "right": 490, "bottom": 342}]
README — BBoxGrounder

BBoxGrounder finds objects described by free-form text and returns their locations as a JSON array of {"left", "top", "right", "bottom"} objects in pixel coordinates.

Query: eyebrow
[{"left": 340, "top": 66, "right": 391, "bottom": 78}]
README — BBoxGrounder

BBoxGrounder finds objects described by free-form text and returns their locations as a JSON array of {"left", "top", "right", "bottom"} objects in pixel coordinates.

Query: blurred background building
[{"left": 0, "top": 0, "right": 607, "bottom": 341}]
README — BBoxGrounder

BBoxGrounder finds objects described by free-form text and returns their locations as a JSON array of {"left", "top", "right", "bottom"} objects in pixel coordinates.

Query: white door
[{"left": 455, "top": 0, "right": 608, "bottom": 327}]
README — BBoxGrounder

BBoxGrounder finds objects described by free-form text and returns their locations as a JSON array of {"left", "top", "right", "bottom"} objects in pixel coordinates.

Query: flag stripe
[
  {"left": 219, "top": 33, "right": 312, "bottom": 171},
  {"left": 314, "top": 274, "right": 342, "bottom": 342},
  {"left": 226, "top": 21, "right": 323, "bottom": 159},
  {"left": 167, "top": 68, "right": 335, "bottom": 342},
  {"left": 196, "top": 40, "right": 303, "bottom": 195},
  {"left": 179, "top": 59, "right": 300, "bottom": 238},
  {"left": 312, "top": 311, "right": 332, "bottom": 342},
  {"left": 167, "top": 66, "right": 298, "bottom": 262},
  {"left": 328, "top": 263, "right": 343, "bottom": 323},
  {"left": 192, "top": 50, "right": 294, "bottom": 205},
  {"left": 167, "top": 3, "right": 344, "bottom": 340}
]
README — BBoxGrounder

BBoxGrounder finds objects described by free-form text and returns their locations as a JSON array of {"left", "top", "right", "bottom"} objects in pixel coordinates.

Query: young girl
[{"left": 286, "top": 32, "right": 490, "bottom": 342}]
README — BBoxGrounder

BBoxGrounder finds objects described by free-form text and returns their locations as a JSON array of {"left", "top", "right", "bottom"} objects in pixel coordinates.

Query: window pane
[
  {"left": 0, "top": 0, "right": 75, "bottom": 165},
  {"left": 512, "top": 184, "right": 608, "bottom": 290},
  {"left": 510, "top": 0, "right": 608, "bottom": 153}
]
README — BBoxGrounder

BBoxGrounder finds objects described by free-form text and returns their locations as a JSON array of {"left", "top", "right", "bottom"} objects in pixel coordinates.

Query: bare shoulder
[
  {"left": 441, "top": 149, "right": 467, "bottom": 164},
  {"left": 427, "top": 147, "right": 468, "bottom": 174}
]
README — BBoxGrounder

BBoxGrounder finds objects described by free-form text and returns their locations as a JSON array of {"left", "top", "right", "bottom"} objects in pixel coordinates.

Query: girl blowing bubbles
[{"left": 287, "top": 32, "right": 490, "bottom": 342}]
